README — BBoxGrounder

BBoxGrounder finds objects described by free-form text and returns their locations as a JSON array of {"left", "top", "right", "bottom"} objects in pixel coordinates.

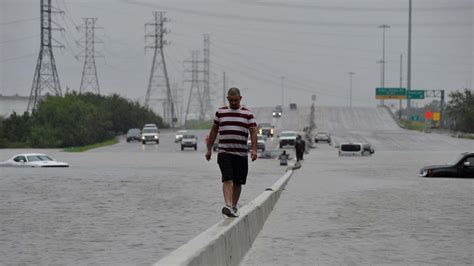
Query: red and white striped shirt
[{"left": 214, "top": 106, "right": 257, "bottom": 157}]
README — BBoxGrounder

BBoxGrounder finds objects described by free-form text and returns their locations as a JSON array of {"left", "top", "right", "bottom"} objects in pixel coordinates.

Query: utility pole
[
  {"left": 378, "top": 24, "right": 390, "bottom": 107},
  {"left": 203, "top": 33, "right": 212, "bottom": 120},
  {"left": 407, "top": 0, "right": 413, "bottom": 111},
  {"left": 399, "top": 53, "right": 403, "bottom": 120},
  {"left": 77, "top": 18, "right": 102, "bottom": 94},
  {"left": 223, "top": 71, "right": 226, "bottom": 106},
  {"left": 184, "top": 51, "right": 204, "bottom": 125},
  {"left": 144, "top": 11, "right": 176, "bottom": 127},
  {"left": 27, "top": 0, "right": 64, "bottom": 113},
  {"left": 348, "top": 72, "right": 355, "bottom": 108},
  {"left": 281, "top": 76, "right": 285, "bottom": 107}
]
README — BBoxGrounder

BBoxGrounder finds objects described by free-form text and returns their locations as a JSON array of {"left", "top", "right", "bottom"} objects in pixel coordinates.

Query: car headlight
[
  {"left": 270, "top": 128, "right": 274, "bottom": 134},
  {"left": 154, "top": 135, "right": 158, "bottom": 139},
  {"left": 273, "top": 112, "right": 276, "bottom": 115},
  {"left": 419, "top": 169, "right": 430, "bottom": 177},
  {"left": 141, "top": 136, "right": 145, "bottom": 140}
]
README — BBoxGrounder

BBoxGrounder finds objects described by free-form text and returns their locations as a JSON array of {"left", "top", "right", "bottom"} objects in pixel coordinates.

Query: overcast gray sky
[{"left": 1, "top": 0, "right": 472, "bottom": 117}]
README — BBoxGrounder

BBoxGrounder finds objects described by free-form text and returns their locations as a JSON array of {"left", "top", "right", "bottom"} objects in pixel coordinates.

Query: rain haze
[{"left": 1, "top": 0, "right": 473, "bottom": 117}]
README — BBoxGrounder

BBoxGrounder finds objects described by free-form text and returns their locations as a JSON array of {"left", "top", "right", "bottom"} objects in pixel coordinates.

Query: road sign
[
  {"left": 375, "top": 88, "right": 406, "bottom": 99},
  {"left": 407, "top": 90, "right": 425, "bottom": 99},
  {"left": 411, "top": 115, "right": 419, "bottom": 121},
  {"left": 425, "top": 111, "right": 433, "bottom": 120},
  {"left": 433, "top": 112, "right": 440, "bottom": 121}
]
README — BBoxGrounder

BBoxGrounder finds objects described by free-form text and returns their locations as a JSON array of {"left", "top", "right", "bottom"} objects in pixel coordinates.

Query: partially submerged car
[
  {"left": 338, "top": 142, "right": 374, "bottom": 157},
  {"left": 419, "top": 152, "right": 474, "bottom": 178},
  {"left": 247, "top": 134, "right": 266, "bottom": 151},
  {"left": 0, "top": 153, "right": 69, "bottom": 167},
  {"left": 175, "top": 130, "right": 188, "bottom": 143},
  {"left": 181, "top": 134, "right": 198, "bottom": 150}
]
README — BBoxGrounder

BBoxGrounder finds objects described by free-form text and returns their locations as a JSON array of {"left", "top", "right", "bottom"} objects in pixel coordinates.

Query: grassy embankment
[{"left": 64, "top": 138, "right": 118, "bottom": 152}]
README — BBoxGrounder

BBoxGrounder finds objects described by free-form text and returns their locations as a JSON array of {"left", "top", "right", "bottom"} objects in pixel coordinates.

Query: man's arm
[
  {"left": 205, "top": 124, "right": 219, "bottom": 161},
  {"left": 249, "top": 126, "right": 257, "bottom": 161}
]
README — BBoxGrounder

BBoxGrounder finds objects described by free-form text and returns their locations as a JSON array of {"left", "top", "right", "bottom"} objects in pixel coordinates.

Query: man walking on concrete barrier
[{"left": 206, "top": 87, "right": 258, "bottom": 218}]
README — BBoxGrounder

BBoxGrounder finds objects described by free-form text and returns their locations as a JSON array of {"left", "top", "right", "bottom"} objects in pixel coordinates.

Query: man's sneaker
[
  {"left": 222, "top": 205, "right": 238, "bottom": 218},
  {"left": 232, "top": 207, "right": 240, "bottom": 217}
]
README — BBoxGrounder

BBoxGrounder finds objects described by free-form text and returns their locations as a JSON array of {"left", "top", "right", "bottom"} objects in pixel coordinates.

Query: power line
[{"left": 0, "top": 17, "right": 40, "bottom": 26}]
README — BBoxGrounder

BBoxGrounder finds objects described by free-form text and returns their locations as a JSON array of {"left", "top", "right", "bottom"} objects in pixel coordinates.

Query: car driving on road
[
  {"left": 419, "top": 152, "right": 474, "bottom": 177},
  {"left": 278, "top": 131, "right": 298, "bottom": 148},
  {"left": 141, "top": 127, "right": 159, "bottom": 144},
  {"left": 247, "top": 134, "right": 266, "bottom": 151},
  {"left": 175, "top": 130, "right": 188, "bottom": 143},
  {"left": 181, "top": 134, "right": 198, "bottom": 150},
  {"left": 314, "top": 131, "right": 331, "bottom": 143},
  {"left": 126, "top": 128, "right": 141, "bottom": 142},
  {"left": 258, "top": 123, "right": 274, "bottom": 138},
  {"left": 272, "top": 105, "right": 283, "bottom": 118}
]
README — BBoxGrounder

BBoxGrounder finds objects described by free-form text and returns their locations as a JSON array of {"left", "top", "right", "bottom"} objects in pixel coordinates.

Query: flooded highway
[{"left": 1, "top": 106, "right": 473, "bottom": 265}]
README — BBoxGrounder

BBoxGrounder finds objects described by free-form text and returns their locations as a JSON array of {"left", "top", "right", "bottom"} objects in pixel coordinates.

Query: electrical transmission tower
[
  {"left": 184, "top": 51, "right": 205, "bottom": 124},
  {"left": 144, "top": 11, "right": 176, "bottom": 127},
  {"left": 202, "top": 34, "right": 212, "bottom": 120},
  {"left": 27, "top": 0, "right": 64, "bottom": 113},
  {"left": 77, "top": 18, "right": 102, "bottom": 94}
]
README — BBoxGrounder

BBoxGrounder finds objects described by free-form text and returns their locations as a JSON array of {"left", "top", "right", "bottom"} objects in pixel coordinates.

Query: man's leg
[
  {"left": 232, "top": 183, "right": 241, "bottom": 208},
  {"left": 222, "top": 180, "right": 233, "bottom": 206}
]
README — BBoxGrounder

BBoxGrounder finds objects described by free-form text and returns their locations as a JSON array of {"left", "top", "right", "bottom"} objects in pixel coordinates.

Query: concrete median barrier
[{"left": 154, "top": 169, "right": 294, "bottom": 266}]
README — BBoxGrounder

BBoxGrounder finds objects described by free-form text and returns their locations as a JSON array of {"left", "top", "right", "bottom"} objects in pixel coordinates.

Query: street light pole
[
  {"left": 348, "top": 72, "right": 355, "bottom": 108},
  {"left": 378, "top": 24, "right": 390, "bottom": 107},
  {"left": 407, "top": 0, "right": 412, "bottom": 111},
  {"left": 281, "top": 76, "right": 285, "bottom": 107}
]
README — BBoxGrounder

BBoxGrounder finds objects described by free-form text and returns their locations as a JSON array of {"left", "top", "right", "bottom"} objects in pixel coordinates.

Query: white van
[{"left": 338, "top": 142, "right": 374, "bottom": 156}]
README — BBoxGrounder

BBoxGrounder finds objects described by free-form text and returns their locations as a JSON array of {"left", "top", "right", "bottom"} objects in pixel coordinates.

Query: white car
[
  {"left": 141, "top": 127, "right": 159, "bottom": 144},
  {"left": 278, "top": 131, "right": 298, "bottom": 148},
  {"left": 338, "top": 142, "right": 374, "bottom": 157},
  {"left": 247, "top": 134, "right": 266, "bottom": 151},
  {"left": 0, "top": 153, "right": 69, "bottom": 167},
  {"left": 315, "top": 131, "right": 331, "bottom": 143},
  {"left": 175, "top": 130, "right": 188, "bottom": 143},
  {"left": 181, "top": 134, "right": 197, "bottom": 150}
]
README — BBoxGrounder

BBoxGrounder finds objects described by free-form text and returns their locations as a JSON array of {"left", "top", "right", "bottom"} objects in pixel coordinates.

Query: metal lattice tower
[
  {"left": 184, "top": 51, "right": 205, "bottom": 124},
  {"left": 203, "top": 34, "right": 212, "bottom": 120},
  {"left": 27, "top": 0, "right": 64, "bottom": 112},
  {"left": 144, "top": 11, "right": 176, "bottom": 127},
  {"left": 78, "top": 18, "right": 101, "bottom": 94}
]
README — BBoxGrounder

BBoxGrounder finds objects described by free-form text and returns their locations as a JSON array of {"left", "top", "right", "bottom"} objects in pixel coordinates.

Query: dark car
[
  {"left": 419, "top": 152, "right": 474, "bottom": 178},
  {"left": 258, "top": 123, "right": 274, "bottom": 137},
  {"left": 272, "top": 105, "right": 283, "bottom": 118},
  {"left": 126, "top": 128, "right": 141, "bottom": 142}
]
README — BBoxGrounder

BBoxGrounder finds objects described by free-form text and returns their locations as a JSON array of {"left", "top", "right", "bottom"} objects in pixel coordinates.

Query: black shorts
[{"left": 217, "top": 153, "right": 248, "bottom": 185}]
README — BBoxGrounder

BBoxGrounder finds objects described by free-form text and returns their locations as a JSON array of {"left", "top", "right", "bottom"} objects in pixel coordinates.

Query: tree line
[
  {"left": 445, "top": 88, "right": 474, "bottom": 133},
  {"left": 0, "top": 92, "right": 166, "bottom": 148}
]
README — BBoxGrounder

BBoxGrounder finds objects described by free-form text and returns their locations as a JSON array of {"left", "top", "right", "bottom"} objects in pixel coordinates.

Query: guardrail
[{"left": 154, "top": 169, "right": 295, "bottom": 266}]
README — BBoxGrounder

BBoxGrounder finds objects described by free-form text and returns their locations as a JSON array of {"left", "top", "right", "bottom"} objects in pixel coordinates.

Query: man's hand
[
  {"left": 251, "top": 150, "right": 257, "bottom": 161},
  {"left": 205, "top": 150, "right": 212, "bottom": 161}
]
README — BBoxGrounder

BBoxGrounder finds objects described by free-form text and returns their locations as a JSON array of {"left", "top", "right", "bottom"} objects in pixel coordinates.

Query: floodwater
[{"left": 0, "top": 130, "right": 285, "bottom": 265}]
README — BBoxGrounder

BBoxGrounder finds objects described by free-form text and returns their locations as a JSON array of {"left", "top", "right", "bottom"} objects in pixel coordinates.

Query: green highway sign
[
  {"left": 407, "top": 90, "right": 425, "bottom": 99},
  {"left": 375, "top": 88, "right": 406, "bottom": 100}
]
